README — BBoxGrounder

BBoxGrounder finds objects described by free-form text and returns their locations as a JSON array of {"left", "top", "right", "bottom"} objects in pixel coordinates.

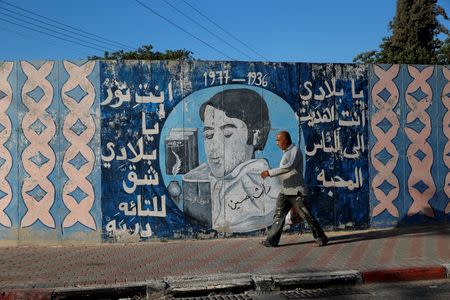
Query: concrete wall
[
  {"left": 0, "top": 60, "right": 448, "bottom": 243},
  {"left": 0, "top": 60, "right": 101, "bottom": 243},
  {"left": 369, "top": 64, "right": 449, "bottom": 227}
]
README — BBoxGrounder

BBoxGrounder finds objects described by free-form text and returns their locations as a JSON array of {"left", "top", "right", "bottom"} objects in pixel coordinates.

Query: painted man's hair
[{"left": 199, "top": 88, "right": 271, "bottom": 151}]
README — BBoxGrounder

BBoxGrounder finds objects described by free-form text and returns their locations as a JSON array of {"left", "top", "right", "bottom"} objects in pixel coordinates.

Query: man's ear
[{"left": 252, "top": 130, "right": 260, "bottom": 146}]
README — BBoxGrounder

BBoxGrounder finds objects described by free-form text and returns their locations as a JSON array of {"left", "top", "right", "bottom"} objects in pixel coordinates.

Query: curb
[
  {"left": 1, "top": 265, "right": 448, "bottom": 299},
  {"left": 165, "top": 273, "right": 253, "bottom": 297},
  {"left": 362, "top": 266, "right": 447, "bottom": 283},
  {"left": 252, "top": 270, "right": 362, "bottom": 293},
  {"left": 0, "top": 282, "right": 166, "bottom": 300},
  {"left": 52, "top": 281, "right": 166, "bottom": 299},
  {"left": 0, "top": 288, "right": 54, "bottom": 300}
]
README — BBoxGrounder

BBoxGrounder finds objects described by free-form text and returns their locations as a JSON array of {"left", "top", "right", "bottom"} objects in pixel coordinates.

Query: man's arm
[
  {"left": 261, "top": 147, "right": 297, "bottom": 178},
  {"left": 267, "top": 166, "right": 290, "bottom": 177}
]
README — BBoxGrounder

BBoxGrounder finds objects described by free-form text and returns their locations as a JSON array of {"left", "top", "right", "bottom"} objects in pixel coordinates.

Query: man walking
[{"left": 260, "top": 131, "right": 328, "bottom": 247}]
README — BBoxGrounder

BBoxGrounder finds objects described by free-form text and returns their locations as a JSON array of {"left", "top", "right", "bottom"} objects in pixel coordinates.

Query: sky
[{"left": 0, "top": 0, "right": 449, "bottom": 63}]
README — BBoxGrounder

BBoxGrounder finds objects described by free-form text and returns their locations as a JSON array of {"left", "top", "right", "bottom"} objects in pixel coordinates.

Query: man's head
[
  {"left": 199, "top": 89, "right": 271, "bottom": 178},
  {"left": 276, "top": 131, "right": 292, "bottom": 151}
]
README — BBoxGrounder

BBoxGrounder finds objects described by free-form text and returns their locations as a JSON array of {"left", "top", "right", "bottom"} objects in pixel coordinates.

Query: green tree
[
  {"left": 88, "top": 44, "right": 192, "bottom": 60},
  {"left": 353, "top": 0, "right": 449, "bottom": 64},
  {"left": 436, "top": 36, "right": 450, "bottom": 64}
]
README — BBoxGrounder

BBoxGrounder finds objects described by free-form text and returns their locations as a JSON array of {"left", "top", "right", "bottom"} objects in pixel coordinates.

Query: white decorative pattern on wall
[
  {"left": 20, "top": 61, "right": 56, "bottom": 228},
  {"left": 371, "top": 65, "right": 400, "bottom": 218},
  {"left": 61, "top": 61, "right": 97, "bottom": 230},
  {"left": 0, "top": 62, "right": 13, "bottom": 228},
  {"left": 443, "top": 67, "right": 450, "bottom": 215},
  {"left": 405, "top": 66, "right": 435, "bottom": 217}
]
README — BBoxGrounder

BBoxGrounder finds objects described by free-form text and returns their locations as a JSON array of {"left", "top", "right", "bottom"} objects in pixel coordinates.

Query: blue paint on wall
[
  {"left": 298, "top": 64, "right": 370, "bottom": 229},
  {"left": 369, "top": 64, "right": 450, "bottom": 227},
  {"left": 0, "top": 60, "right": 448, "bottom": 243}
]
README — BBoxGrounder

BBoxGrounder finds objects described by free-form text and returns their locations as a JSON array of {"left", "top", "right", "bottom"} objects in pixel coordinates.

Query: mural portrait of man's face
[
  {"left": 202, "top": 104, "right": 254, "bottom": 178},
  {"left": 160, "top": 85, "right": 300, "bottom": 232}
]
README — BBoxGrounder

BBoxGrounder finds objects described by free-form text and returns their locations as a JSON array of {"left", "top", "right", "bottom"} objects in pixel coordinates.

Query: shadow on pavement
[
  {"left": 279, "top": 218, "right": 449, "bottom": 247},
  {"left": 327, "top": 222, "right": 449, "bottom": 246}
]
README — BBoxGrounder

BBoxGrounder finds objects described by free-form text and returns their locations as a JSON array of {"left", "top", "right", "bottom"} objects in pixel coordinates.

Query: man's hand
[{"left": 260, "top": 170, "right": 270, "bottom": 179}]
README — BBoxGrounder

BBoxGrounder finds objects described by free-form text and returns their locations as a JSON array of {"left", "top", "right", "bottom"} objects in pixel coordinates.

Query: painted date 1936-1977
[{"left": 203, "top": 70, "right": 268, "bottom": 87}]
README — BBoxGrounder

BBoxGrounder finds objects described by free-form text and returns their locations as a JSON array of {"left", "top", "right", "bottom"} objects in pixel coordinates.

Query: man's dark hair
[{"left": 199, "top": 88, "right": 271, "bottom": 151}]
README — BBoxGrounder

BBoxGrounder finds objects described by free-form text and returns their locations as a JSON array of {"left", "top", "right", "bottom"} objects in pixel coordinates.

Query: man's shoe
[
  {"left": 259, "top": 240, "right": 277, "bottom": 247},
  {"left": 314, "top": 237, "right": 328, "bottom": 247}
]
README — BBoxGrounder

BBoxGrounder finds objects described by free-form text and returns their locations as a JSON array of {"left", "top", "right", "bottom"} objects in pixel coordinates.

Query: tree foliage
[
  {"left": 88, "top": 44, "right": 193, "bottom": 61},
  {"left": 353, "top": 0, "right": 449, "bottom": 64}
]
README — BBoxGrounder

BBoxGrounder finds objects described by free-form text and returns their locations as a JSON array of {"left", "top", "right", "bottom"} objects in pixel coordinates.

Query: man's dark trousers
[{"left": 266, "top": 193, "right": 327, "bottom": 246}]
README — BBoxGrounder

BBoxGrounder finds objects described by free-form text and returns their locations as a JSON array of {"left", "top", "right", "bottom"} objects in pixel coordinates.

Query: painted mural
[
  {"left": 0, "top": 60, "right": 448, "bottom": 243},
  {"left": 0, "top": 60, "right": 101, "bottom": 242},
  {"left": 99, "top": 61, "right": 373, "bottom": 239},
  {"left": 99, "top": 61, "right": 301, "bottom": 239},
  {"left": 165, "top": 87, "right": 281, "bottom": 233},
  {"left": 369, "top": 64, "right": 449, "bottom": 227}
]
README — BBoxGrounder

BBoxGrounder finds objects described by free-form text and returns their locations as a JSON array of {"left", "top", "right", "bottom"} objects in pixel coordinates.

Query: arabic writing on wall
[
  {"left": 100, "top": 63, "right": 171, "bottom": 239},
  {"left": 297, "top": 64, "right": 370, "bottom": 228}
]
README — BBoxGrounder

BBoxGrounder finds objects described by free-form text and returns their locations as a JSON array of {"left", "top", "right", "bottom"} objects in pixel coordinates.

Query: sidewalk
[{"left": 0, "top": 224, "right": 448, "bottom": 299}]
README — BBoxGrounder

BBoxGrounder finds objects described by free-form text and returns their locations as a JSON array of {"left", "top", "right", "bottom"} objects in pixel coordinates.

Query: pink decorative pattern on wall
[
  {"left": 405, "top": 66, "right": 435, "bottom": 217},
  {"left": 443, "top": 67, "right": 450, "bottom": 215},
  {"left": 371, "top": 65, "right": 400, "bottom": 217},
  {"left": 61, "top": 61, "right": 96, "bottom": 230},
  {"left": 20, "top": 61, "right": 56, "bottom": 228},
  {"left": 0, "top": 62, "right": 13, "bottom": 227}
]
